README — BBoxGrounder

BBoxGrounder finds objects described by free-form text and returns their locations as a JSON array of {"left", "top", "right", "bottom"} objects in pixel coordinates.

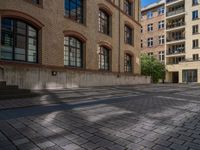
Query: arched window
[
  {"left": 64, "top": 36, "right": 83, "bottom": 68},
  {"left": 99, "top": 10, "right": 110, "bottom": 35},
  {"left": 1, "top": 18, "right": 38, "bottom": 63},
  {"left": 98, "top": 46, "right": 109, "bottom": 70},
  {"left": 64, "top": 0, "right": 84, "bottom": 23},
  {"left": 124, "top": 54, "right": 132, "bottom": 72}
]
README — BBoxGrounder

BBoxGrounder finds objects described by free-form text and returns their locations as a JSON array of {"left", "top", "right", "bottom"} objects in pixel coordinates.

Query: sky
[{"left": 142, "top": 0, "right": 159, "bottom": 8}]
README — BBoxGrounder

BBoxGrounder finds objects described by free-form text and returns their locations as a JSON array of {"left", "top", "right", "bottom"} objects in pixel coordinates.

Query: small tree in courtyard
[{"left": 141, "top": 54, "right": 165, "bottom": 83}]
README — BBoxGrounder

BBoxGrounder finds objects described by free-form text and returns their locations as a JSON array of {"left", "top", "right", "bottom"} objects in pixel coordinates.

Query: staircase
[{"left": 0, "top": 81, "right": 38, "bottom": 100}]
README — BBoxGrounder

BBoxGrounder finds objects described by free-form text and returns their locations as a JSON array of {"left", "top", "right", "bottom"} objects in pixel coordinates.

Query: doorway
[{"left": 172, "top": 72, "right": 179, "bottom": 83}]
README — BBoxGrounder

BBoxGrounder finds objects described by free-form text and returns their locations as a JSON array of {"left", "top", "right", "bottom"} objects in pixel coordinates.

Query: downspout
[{"left": 118, "top": 1, "right": 121, "bottom": 77}]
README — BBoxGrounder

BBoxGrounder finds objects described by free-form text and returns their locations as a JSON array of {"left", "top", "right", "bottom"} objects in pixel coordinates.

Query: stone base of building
[{"left": 0, "top": 64, "right": 150, "bottom": 90}]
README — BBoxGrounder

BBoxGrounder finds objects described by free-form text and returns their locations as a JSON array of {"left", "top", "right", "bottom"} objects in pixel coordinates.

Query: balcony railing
[
  {"left": 166, "top": 0, "right": 177, "bottom": 3},
  {"left": 167, "top": 36, "right": 185, "bottom": 42},
  {"left": 167, "top": 48, "right": 185, "bottom": 55},
  {"left": 166, "top": 8, "right": 185, "bottom": 17},
  {"left": 166, "top": 22, "right": 185, "bottom": 29}
]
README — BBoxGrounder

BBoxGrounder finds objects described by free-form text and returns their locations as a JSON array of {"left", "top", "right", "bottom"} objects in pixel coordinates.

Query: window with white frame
[
  {"left": 159, "top": 51, "right": 165, "bottom": 61},
  {"left": 147, "top": 37, "right": 153, "bottom": 47},
  {"left": 158, "top": 20, "right": 164, "bottom": 29},
  {"left": 159, "top": 35, "right": 165, "bottom": 45},
  {"left": 147, "top": 11, "right": 153, "bottom": 19},
  {"left": 147, "top": 24, "right": 153, "bottom": 31},
  {"left": 158, "top": 7, "right": 164, "bottom": 15}
]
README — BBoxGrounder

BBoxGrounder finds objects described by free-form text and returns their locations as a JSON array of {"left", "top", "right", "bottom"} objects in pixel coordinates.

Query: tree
[{"left": 141, "top": 54, "right": 165, "bottom": 83}]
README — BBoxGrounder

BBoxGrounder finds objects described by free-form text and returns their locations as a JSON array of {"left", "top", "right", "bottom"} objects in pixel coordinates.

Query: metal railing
[
  {"left": 166, "top": 22, "right": 185, "bottom": 29},
  {"left": 167, "top": 8, "right": 185, "bottom": 17},
  {"left": 166, "top": 36, "right": 185, "bottom": 42},
  {"left": 167, "top": 48, "right": 185, "bottom": 55}
]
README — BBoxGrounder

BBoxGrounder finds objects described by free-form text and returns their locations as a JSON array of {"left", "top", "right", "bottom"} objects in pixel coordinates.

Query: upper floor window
[
  {"left": 159, "top": 35, "right": 165, "bottom": 45},
  {"left": 64, "top": 36, "right": 83, "bottom": 67},
  {"left": 32, "top": 0, "right": 40, "bottom": 4},
  {"left": 158, "top": 20, "right": 165, "bottom": 29},
  {"left": 147, "top": 24, "right": 153, "bottom": 31},
  {"left": 159, "top": 51, "right": 165, "bottom": 61},
  {"left": 193, "top": 39, "right": 199, "bottom": 48},
  {"left": 124, "top": 0, "right": 132, "bottom": 16},
  {"left": 147, "top": 11, "right": 153, "bottom": 19},
  {"left": 192, "top": 25, "right": 199, "bottom": 34},
  {"left": 192, "top": 10, "right": 199, "bottom": 20},
  {"left": 193, "top": 54, "right": 199, "bottom": 61},
  {"left": 99, "top": 10, "right": 110, "bottom": 35},
  {"left": 158, "top": 7, "right": 165, "bottom": 15},
  {"left": 192, "top": 0, "right": 199, "bottom": 6},
  {"left": 64, "top": 0, "right": 84, "bottom": 23},
  {"left": 148, "top": 38, "right": 153, "bottom": 47},
  {"left": 124, "top": 54, "right": 132, "bottom": 73},
  {"left": 1, "top": 18, "right": 38, "bottom": 63},
  {"left": 124, "top": 25, "right": 133, "bottom": 45},
  {"left": 98, "top": 46, "right": 110, "bottom": 70}
]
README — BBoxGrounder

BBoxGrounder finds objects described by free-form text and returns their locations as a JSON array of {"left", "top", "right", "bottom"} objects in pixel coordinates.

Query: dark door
[{"left": 172, "top": 72, "right": 179, "bottom": 83}]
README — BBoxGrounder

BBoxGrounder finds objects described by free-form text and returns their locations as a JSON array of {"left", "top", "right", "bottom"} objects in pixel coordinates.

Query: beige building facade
[
  {"left": 141, "top": 0, "right": 165, "bottom": 62},
  {"left": 165, "top": 0, "right": 200, "bottom": 83},
  {"left": 0, "top": 0, "right": 150, "bottom": 89}
]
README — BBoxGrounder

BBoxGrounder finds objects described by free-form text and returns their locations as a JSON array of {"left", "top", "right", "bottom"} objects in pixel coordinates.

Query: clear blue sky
[{"left": 142, "top": 0, "right": 159, "bottom": 7}]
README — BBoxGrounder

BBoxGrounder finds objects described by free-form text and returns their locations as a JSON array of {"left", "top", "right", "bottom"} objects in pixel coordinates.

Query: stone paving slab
[{"left": 0, "top": 84, "right": 200, "bottom": 149}]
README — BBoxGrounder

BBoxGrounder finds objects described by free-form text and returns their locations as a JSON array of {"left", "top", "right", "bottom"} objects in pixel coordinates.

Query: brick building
[
  {"left": 141, "top": 0, "right": 165, "bottom": 62},
  {"left": 0, "top": 0, "right": 150, "bottom": 89}
]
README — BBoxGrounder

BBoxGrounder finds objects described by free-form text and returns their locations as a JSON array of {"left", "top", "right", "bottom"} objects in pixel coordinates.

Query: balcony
[
  {"left": 166, "top": 0, "right": 177, "bottom": 3},
  {"left": 167, "top": 36, "right": 185, "bottom": 43},
  {"left": 166, "top": 47, "right": 185, "bottom": 55},
  {"left": 166, "top": 56, "right": 185, "bottom": 65},
  {"left": 166, "top": 0, "right": 184, "bottom": 6},
  {"left": 166, "top": 21, "right": 185, "bottom": 30},
  {"left": 166, "top": 8, "right": 185, "bottom": 17}
]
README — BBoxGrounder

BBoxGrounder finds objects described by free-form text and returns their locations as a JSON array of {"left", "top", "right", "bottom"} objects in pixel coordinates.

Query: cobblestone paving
[{"left": 1, "top": 84, "right": 200, "bottom": 150}]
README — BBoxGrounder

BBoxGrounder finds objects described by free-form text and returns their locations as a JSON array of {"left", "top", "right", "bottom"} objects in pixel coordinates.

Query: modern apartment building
[
  {"left": 141, "top": 0, "right": 165, "bottom": 62},
  {"left": 0, "top": 0, "right": 150, "bottom": 89},
  {"left": 165, "top": 0, "right": 200, "bottom": 83}
]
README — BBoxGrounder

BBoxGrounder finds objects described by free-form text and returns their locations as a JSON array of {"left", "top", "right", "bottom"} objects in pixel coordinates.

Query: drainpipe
[{"left": 118, "top": 1, "right": 121, "bottom": 78}]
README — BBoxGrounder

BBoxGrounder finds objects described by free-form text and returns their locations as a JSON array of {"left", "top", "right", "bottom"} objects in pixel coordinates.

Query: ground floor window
[
  {"left": 1, "top": 18, "right": 38, "bottom": 63},
  {"left": 64, "top": 36, "right": 83, "bottom": 68},
  {"left": 124, "top": 54, "right": 132, "bottom": 73},
  {"left": 98, "top": 46, "right": 109, "bottom": 70},
  {"left": 182, "top": 69, "right": 197, "bottom": 83}
]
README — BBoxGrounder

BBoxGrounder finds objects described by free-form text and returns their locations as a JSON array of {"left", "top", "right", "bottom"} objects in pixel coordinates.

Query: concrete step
[
  {"left": 0, "top": 81, "right": 38, "bottom": 100},
  {"left": 0, "top": 85, "right": 18, "bottom": 90},
  {"left": 0, "top": 81, "right": 6, "bottom": 87},
  {"left": 0, "top": 93, "right": 38, "bottom": 100},
  {"left": 0, "top": 89, "right": 31, "bottom": 95}
]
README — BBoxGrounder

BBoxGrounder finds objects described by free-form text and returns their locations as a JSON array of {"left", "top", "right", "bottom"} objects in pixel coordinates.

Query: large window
[
  {"left": 98, "top": 46, "right": 109, "bottom": 70},
  {"left": 64, "top": 0, "right": 84, "bottom": 23},
  {"left": 183, "top": 70, "right": 197, "bottom": 83},
  {"left": 124, "top": 54, "right": 132, "bottom": 73},
  {"left": 1, "top": 18, "right": 38, "bottom": 63},
  {"left": 124, "top": 25, "right": 133, "bottom": 45},
  {"left": 99, "top": 10, "right": 110, "bottom": 35},
  {"left": 124, "top": 0, "right": 132, "bottom": 16},
  {"left": 64, "top": 37, "right": 83, "bottom": 67}
]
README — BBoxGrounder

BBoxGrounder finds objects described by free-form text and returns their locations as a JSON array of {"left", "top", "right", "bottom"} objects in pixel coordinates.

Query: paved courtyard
[{"left": 1, "top": 84, "right": 200, "bottom": 150}]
